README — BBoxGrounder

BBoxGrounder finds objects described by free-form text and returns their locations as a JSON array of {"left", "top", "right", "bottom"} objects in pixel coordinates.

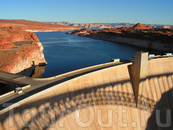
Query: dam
[{"left": 0, "top": 52, "right": 173, "bottom": 129}]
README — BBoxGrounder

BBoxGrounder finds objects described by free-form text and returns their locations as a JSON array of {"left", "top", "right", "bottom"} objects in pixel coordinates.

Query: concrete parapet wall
[{"left": 0, "top": 55, "right": 173, "bottom": 129}]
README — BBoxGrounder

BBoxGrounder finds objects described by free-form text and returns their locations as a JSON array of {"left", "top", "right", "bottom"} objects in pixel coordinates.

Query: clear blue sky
[{"left": 0, "top": 0, "right": 173, "bottom": 25}]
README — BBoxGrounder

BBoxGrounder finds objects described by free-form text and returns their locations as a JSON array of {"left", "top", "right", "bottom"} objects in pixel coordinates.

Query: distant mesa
[
  {"left": 0, "top": 19, "right": 79, "bottom": 32},
  {"left": 46, "top": 21, "right": 173, "bottom": 29},
  {"left": 132, "top": 23, "right": 152, "bottom": 30}
]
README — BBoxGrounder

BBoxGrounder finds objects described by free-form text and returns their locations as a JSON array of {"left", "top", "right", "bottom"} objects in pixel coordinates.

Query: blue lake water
[{"left": 35, "top": 31, "right": 161, "bottom": 78}]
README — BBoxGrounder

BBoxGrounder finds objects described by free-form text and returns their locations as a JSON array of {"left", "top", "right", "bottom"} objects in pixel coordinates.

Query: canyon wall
[{"left": 91, "top": 34, "right": 170, "bottom": 51}]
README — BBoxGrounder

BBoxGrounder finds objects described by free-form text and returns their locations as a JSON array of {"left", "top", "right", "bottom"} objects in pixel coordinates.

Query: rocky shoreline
[{"left": 67, "top": 23, "right": 173, "bottom": 52}]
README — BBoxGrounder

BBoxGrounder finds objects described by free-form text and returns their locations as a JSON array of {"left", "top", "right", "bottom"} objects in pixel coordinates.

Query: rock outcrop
[
  {"left": 0, "top": 26, "right": 39, "bottom": 49},
  {"left": 0, "top": 25, "right": 47, "bottom": 75},
  {"left": 132, "top": 23, "right": 153, "bottom": 30}
]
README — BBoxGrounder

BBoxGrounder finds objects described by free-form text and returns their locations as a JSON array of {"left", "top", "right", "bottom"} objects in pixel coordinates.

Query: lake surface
[{"left": 35, "top": 31, "right": 160, "bottom": 78}]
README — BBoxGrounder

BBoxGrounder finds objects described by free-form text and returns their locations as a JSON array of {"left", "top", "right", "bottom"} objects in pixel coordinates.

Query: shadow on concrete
[
  {"left": 0, "top": 72, "right": 173, "bottom": 129},
  {"left": 146, "top": 88, "right": 173, "bottom": 130}
]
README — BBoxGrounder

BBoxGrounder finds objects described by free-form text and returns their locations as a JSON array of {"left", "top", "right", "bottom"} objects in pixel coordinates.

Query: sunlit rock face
[{"left": 0, "top": 26, "right": 47, "bottom": 75}]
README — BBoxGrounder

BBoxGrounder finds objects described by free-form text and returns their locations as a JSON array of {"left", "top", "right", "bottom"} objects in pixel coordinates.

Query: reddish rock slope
[
  {"left": 0, "top": 25, "right": 47, "bottom": 74},
  {"left": 0, "top": 19, "right": 79, "bottom": 32}
]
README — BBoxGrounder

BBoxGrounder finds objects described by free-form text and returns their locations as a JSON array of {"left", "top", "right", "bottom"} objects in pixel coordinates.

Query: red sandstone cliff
[{"left": 0, "top": 26, "right": 47, "bottom": 75}]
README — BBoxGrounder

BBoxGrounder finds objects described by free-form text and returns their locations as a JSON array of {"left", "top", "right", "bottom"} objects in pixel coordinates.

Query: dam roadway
[{"left": 0, "top": 52, "right": 173, "bottom": 130}]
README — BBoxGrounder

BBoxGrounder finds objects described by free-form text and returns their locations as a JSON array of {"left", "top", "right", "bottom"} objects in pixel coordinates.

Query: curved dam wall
[{"left": 0, "top": 53, "right": 173, "bottom": 129}]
